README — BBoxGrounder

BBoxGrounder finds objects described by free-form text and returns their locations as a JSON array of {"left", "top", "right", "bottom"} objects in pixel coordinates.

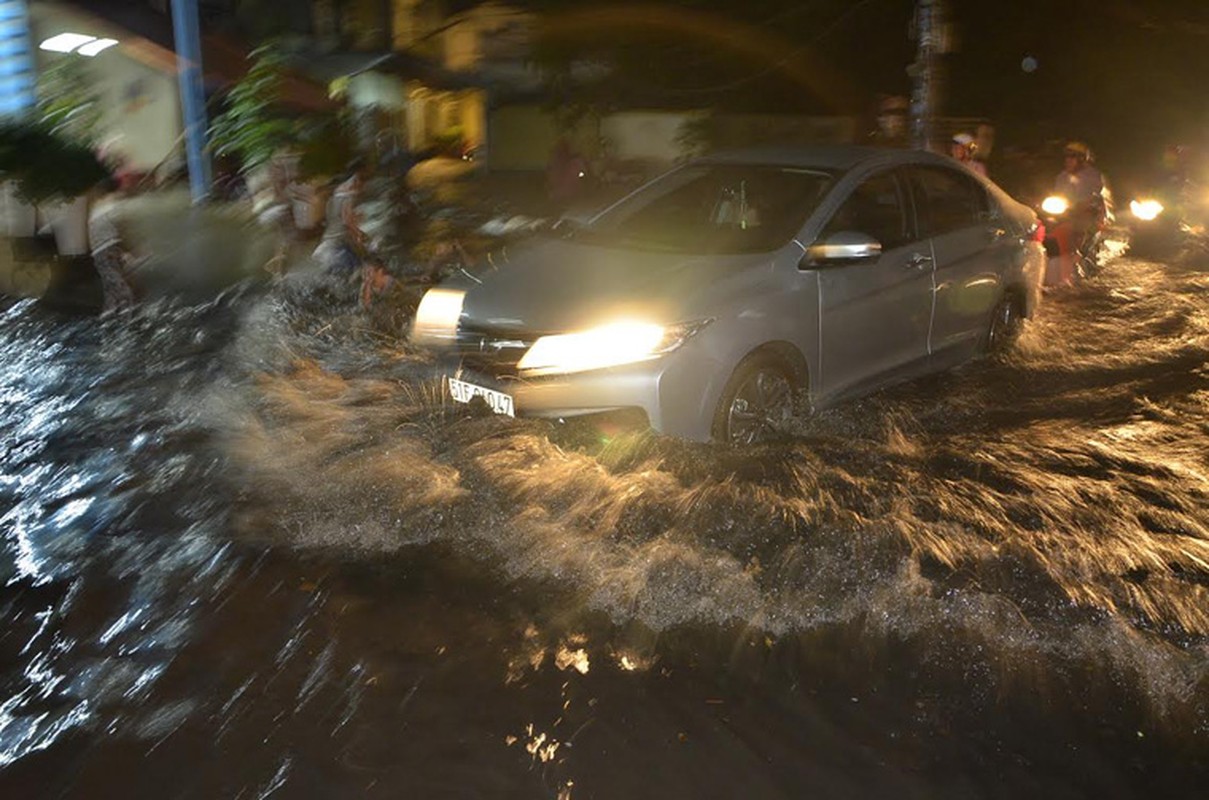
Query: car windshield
[{"left": 573, "top": 164, "right": 835, "bottom": 255}]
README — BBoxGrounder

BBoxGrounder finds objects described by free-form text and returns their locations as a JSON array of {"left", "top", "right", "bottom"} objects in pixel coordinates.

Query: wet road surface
[{"left": 0, "top": 247, "right": 1207, "bottom": 798}]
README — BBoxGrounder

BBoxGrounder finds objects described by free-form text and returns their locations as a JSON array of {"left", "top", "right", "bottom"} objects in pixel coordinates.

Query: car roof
[{"left": 699, "top": 145, "right": 946, "bottom": 172}]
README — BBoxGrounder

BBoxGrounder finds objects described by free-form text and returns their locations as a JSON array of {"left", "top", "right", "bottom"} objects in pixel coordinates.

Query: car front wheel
[
  {"left": 712, "top": 353, "right": 799, "bottom": 445},
  {"left": 985, "top": 294, "right": 1023, "bottom": 356}
]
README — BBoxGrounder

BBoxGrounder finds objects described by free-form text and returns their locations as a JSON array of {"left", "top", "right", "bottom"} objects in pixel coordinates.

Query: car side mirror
[{"left": 800, "top": 231, "right": 883, "bottom": 268}]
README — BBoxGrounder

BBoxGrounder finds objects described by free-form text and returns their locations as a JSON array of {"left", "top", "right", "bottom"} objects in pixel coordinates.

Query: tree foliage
[
  {"left": 208, "top": 45, "right": 300, "bottom": 169},
  {"left": 0, "top": 121, "right": 109, "bottom": 203},
  {"left": 36, "top": 56, "right": 105, "bottom": 146}
]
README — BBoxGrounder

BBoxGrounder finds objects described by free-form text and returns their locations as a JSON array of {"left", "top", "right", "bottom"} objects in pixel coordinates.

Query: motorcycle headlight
[
  {"left": 517, "top": 319, "right": 712, "bottom": 377},
  {"left": 1041, "top": 195, "right": 1069, "bottom": 215},
  {"left": 1129, "top": 198, "right": 1164, "bottom": 221},
  {"left": 412, "top": 288, "right": 466, "bottom": 345}
]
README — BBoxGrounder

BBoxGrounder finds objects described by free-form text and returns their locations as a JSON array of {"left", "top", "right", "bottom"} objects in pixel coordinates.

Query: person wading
[{"left": 88, "top": 176, "right": 140, "bottom": 312}]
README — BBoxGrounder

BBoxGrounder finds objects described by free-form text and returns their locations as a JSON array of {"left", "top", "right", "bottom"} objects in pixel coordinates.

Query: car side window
[
  {"left": 909, "top": 166, "right": 991, "bottom": 237},
  {"left": 820, "top": 171, "right": 912, "bottom": 250}
]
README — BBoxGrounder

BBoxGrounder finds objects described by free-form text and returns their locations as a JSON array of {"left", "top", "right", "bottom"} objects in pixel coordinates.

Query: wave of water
[
  {"left": 221, "top": 257, "right": 1209, "bottom": 712},
  {"left": 0, "top": 252, "right": 1207, "bottom": 793}
]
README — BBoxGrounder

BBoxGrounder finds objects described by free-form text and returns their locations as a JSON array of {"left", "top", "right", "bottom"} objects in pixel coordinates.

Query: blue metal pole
[
  {"left": 170, "top": 0, "right": 210, "bottom": 202},
  {"left": 0, "top": 0, "right": 36, "bottom": 118}
]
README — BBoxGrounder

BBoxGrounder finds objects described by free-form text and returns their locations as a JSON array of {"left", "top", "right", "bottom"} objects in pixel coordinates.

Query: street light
[
  {"left": 38, "top": 32, "right": 96, "bottom": 53},
  {"left": 38, "top": 34, "right": 119, "bottom": 56},
  {"left": 76, "top": 38, "right": 118, "bottom": 56}
]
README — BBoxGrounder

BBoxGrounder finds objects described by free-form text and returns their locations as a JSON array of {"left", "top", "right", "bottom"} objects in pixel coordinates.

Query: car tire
[
  {"left": 985, "top": 294, "right": 1023, "bottom": 357},
  {"left": 711, "top": 352, "right": 800, "bottom": 445}
]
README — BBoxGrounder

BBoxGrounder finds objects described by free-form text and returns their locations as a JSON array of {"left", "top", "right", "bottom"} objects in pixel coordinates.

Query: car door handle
[
  {"left": 990, "top": 227, "right": 1007, "bottom": 241},
  {"left": 906, "top": 253, "right": 933, "bottom": 269}
]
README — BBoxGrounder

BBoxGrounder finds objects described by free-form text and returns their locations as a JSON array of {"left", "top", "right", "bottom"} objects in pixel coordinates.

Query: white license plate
[{"left": 448, "top": 376, "right": 515, "bottom": 417}]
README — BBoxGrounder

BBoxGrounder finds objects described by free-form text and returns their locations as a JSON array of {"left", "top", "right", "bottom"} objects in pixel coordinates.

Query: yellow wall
[
  {"left": 89, "top": 49, "right": 182, "bottom": 171},
  {"left": 441, "top": 2, "right": 534, "bottom": 71},
  {"left": 391, "top": 0, "right": 443, "bottom": 59},
  {"left": 458, "top": 90, "right": 486, "bottom": 147},
  {"left": 30, "top": 4, "right": 183, "bottom": 171}
]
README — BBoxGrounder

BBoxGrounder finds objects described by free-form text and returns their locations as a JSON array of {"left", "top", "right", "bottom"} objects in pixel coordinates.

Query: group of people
[
  {"left": 86, "top": 158, "right": 400, "bottom": 314},
  {"left": 944, "top": 129, "right": 1109, "bottom": 289}
]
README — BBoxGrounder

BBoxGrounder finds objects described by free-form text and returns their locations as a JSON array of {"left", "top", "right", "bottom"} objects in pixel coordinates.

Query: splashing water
[{"left": 1, "top": 251, "right": 1207, "bottom": 796}]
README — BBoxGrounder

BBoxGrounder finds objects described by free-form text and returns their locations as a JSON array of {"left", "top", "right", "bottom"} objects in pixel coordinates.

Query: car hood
[{"left": 459, "top": 239, "right": 775, "bottom": 333}]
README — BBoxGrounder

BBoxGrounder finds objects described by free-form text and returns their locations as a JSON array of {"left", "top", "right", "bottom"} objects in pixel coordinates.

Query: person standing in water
[{"left": 88, "top": 176, "right": 139, "bottom": 312}]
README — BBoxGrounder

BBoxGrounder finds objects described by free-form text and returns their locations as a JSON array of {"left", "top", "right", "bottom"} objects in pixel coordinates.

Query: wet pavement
[{"left": 0, "top": 242, "right": 1207, "bottom": 798}]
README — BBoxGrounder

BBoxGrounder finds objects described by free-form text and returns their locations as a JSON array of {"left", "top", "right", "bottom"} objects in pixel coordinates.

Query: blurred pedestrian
[
  {"left": 88, "top": 176, "right": 138, "bottom": 312},
  {"left": 250, "top": 157, "right": 295, "bottom": 276},
  {"left": 360, "top": 261, "right": 394, "bottom": 309},
  {"left": 376, "top": 130, "right": 415, "bottom": 182},
  {"left": 313, "top": 160, "right": 372, "bottom": 277},
  {"left": 951, "top": 132, "right": 987, "bottom": 177},
  {"left": 426, "top": 237, "right": 472, "bottom": 283},
  {"left": 870, "top": 95, "right": 910, "bottom": 148}
]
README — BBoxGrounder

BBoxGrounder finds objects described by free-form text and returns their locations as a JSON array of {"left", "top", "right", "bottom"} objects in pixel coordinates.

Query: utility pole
[
  {"left": 909, "top": 0, "right": 947, "bottom": 151},
  {"left": 171, "top": 0, "right": 211, "bottom": 202}
]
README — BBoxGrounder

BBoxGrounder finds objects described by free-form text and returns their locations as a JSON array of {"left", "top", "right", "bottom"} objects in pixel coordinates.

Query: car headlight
[
  {"left": 412, "top": 288, "right": 465, "bottom": 345},
  {"left": 517, "top": 319, "right": 712, "bottom": 376},
  {"left": 1129, "top": 198, "right": 1164, "bottom": 221},
  {"left": 1041, "top": 195, "right": 1069, "bottom": 215}
]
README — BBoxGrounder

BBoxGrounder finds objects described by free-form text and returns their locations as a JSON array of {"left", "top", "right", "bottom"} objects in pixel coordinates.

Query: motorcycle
[
  {"left": 1037, "top": 192, "right": 1112, "bottom": 281},
  {"left": 1124, "top": 174, "right": 1208, "bottom": 260}
]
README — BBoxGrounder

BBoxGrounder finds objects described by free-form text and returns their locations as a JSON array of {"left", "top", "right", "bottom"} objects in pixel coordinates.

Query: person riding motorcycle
[
  {"left": 1051, "top": 141, "right": 1107, "bottom": 286},
  {"left": 951, "top": 132, "right": 987, "bottom": 177}
]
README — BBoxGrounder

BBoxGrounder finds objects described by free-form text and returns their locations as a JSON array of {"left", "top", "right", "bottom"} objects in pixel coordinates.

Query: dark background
[{"left": 526, "top": 0, "right": 1209, "bottom": 183}]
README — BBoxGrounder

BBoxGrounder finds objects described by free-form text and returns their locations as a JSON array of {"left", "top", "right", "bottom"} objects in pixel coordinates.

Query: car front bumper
[{"left": 442, "top": 343, "right": 725, "bottom": 442}]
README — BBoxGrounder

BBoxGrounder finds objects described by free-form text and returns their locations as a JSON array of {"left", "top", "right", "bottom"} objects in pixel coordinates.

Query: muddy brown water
[{"left": 0, "top": 249, "right": 1207, "bottom": 798}]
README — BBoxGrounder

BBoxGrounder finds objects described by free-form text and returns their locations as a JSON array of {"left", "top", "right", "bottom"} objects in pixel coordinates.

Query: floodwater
[{"left": 0, "top": 246, "right": 1207, "bottom": 798}]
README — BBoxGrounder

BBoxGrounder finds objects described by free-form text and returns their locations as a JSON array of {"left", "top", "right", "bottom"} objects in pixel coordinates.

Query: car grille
[{"left": 454, "top": 323, "right": 537, "bottom": 377}]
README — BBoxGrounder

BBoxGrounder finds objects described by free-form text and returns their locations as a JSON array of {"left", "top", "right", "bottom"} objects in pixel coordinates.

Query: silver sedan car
[{"left": 413, "top": 146, "right": 1045, "bottom": 444}]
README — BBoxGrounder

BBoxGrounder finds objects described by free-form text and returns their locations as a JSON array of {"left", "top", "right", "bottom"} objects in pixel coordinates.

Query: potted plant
[
  {"left": 0, "top": 120, "right": 108, "bottom": 254},
  {"left": 0, "top": 121, "right": 42, "bottom": 238},
  {"left": 31, "top": 56, "right": 107, "bottom": 255}
]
